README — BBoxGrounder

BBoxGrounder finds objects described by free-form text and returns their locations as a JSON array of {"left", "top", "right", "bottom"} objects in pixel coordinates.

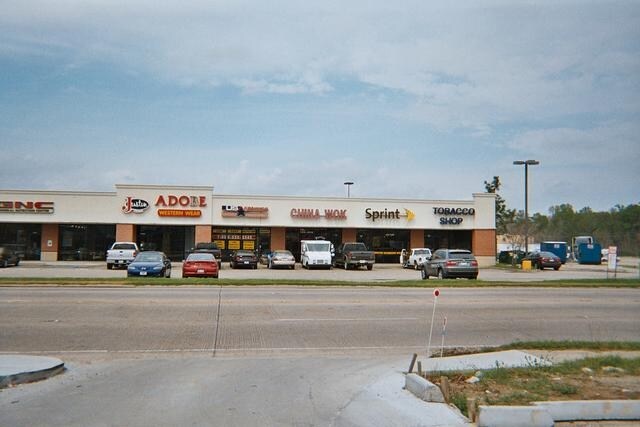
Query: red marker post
[{"left": 427, "top": 288, "right": 440, "bottom": 358}]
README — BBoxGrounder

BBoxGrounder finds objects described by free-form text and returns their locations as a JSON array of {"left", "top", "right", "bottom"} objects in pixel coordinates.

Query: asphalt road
[
  {"left": 2, "top": 286, "right": 639, "bottom": 356},
  {"left": 2, "top": 286, "right": 639, "bottom": 427}
]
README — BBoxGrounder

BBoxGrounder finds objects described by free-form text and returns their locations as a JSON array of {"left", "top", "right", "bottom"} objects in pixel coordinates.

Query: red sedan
[{"left": 182, "top": 253, "right": 219, "bottom": 278}]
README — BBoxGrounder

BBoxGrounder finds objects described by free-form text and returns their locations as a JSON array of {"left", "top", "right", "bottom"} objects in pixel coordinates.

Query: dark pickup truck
[
  {"left": 190, "top": 242, "right": 222, "bottom": 268},
  {"left": 334, "top": 242, "right": 375, "bottom": 270}
]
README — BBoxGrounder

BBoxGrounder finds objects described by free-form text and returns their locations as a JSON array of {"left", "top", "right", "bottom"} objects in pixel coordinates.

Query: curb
[
  {"left": 476, "top": 400, "right": 640, "bottom": 427},
  {"left": 0, "top": 355, "right": 65, "bottom": 388},
  {"left": 477, "top": 405, "right": 553, "bottom": 427},
  {"left": 404, "top": 373, "right": 445, "bottom": 403},
  {"left": 533, "top": 400, "right": 640, "bottom": 421}
]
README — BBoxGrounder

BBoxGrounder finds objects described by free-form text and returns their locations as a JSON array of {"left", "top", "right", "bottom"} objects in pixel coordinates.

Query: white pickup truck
[
  {"left": 106, "top": 242, "right": 139, "bottom": 269},
  {"left": 401, "top": 248, "right": 432, "bottom": 270}
]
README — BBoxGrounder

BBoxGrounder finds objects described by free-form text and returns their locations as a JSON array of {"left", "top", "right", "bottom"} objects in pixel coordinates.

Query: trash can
[{"left": 522, "top": 260, "right": 532, "bottom": 271}]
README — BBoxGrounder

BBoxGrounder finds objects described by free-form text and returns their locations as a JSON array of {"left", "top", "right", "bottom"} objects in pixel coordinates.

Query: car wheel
[
  {"left": 230, "top": 263, "right": 234, "bottom": 269},
  {"left": 469, "top": 275, "right": 478, "bottom": 280},
  {"left": 1, "top": 260, "right": 7, "bottom": 268},
  {"left": 107, "top": 263, "right": 113, "bottom": 270},
  {"left": 213, "top": 274, "right": 219, "bottom": 279},
  {"left": 414, "top": 261, "right": 419, "bottom": 270},
  {"left": 437, "top": 269, "right": 445, "bottom": 280},
  {"left": 290, "top": 265, "right": 295, "bottom": 270},
  {"left": 253, "top": 264, "right": 257, "bottom": 269},
  {"left": 15, "top": 259, "right": 19, "bottom": 266},
  {"left": 344, "top": 261, "right": 349, "bottom": 270},
  {"left": 367, "top": 264, "right": 373, "bottom": 271},
  {"left": 554, "top": 266, "right": 560, "bottom": 271},
  {"left": 421, "top": 268, "right": 428, "bottom": 280}
]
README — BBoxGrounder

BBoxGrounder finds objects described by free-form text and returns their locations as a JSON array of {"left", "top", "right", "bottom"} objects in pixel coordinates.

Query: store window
[
  {"left": 356, "top": 229, "right": 409, "bottom": 263},
  {"left": 212, "top": 227, "right": 266, "bottom": 261},
  {"left": 424, "top": 230, "right": 472, "bottom": 251},
  {"left": 0, "top": 223, "right": 41, "bottom": 260},
  {"left": 285, "top": 228, "right": 342, "bottom": 261},
  {"left": 137, "top": 225, "right": 193, "bottom": 261},
  {"left": 58, "top": 224, "right": 116, "bottom": 261}
]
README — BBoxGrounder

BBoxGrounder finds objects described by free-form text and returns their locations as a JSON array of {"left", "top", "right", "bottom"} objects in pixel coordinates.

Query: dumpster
[{"left": 576, "top": 243, "right": 602, "bottom": 264}]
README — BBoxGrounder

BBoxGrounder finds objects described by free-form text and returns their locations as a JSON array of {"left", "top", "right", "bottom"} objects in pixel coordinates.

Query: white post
[{"left": 427, "top": 289, "right": 440, "bottom": 358}]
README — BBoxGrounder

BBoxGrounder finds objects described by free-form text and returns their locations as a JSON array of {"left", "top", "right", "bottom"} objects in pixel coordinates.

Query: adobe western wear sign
[{"left": 154, "top": 194, "right": 207, "bottom": 218}]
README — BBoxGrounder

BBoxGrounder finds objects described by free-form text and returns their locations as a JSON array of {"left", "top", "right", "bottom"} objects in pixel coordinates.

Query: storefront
[{"left": 0, "top": 185, "right": 496, "bottom": 266}]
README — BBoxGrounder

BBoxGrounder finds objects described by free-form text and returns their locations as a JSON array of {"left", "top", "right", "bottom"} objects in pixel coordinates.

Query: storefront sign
[
  {"left": 157, "top": 209, "right": 202, "bottom": 218},
  {"left": 222, "top": 205, "right": 269, "bottom": 219},
  {"left": 0, "top": 201, "right": 54, "bottom": 214},
  {"left": 365, "top": 208, "right": 415, "bottom": 222},
  {"left": 433, "top": 206, "right": 475, "bottom": 225},
  {"left": 122, "top": 197, "right": 150, "bottom": 214},
  {"left": 155, "top": 195, "right": 207, "bottom": 208},
  {"left": 290, "top": 208, "right": 347, "bottom": 220}
]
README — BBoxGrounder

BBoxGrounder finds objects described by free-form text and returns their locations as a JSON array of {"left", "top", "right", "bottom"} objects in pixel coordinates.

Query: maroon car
[
  {"left": 182, "top": 252, "right": 219, "bottom": 278},
  {"left": 524, "top": 251, "right": 562, "bottom": 270}
]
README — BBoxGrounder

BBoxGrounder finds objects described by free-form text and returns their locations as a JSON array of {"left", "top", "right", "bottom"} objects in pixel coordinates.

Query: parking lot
[{"left": 1, "top": 258, "right": 638, "bottom": 282}]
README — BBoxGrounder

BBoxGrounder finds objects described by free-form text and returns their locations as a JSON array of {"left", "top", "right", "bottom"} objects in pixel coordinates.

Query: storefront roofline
[{"left": 115, "top": 184, "right": 214, "bottom": 192}]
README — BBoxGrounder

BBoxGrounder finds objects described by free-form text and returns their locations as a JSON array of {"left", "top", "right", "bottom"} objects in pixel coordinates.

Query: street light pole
[
  {"left": 513, "top": 160, "right": 539, "bottom": 255},
  {"left": 344, "top": 181, "right": 354, "bottom": 198}
]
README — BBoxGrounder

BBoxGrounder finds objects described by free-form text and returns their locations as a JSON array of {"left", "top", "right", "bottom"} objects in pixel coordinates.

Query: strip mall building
[{"left": 0, "top": 184, "right": 496, "bottom": 266}]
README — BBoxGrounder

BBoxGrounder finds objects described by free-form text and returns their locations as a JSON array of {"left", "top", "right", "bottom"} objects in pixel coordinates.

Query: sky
[{"left": 1, "top": 1, "right": 639, "bottom": 215}]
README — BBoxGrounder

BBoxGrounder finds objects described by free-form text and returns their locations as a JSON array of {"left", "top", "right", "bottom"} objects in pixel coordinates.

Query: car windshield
[
  {"left": 236, "top": 251, "right": 253, "bottom": 256},
  {"left": 113, "top": 243, "right": 136, "bottom": 250},
  {"left": 414, "top": 249, "right": 429, "bottom": 255},
  {"left": 540, "top": 252, "right": 557, "bottom": 258},
  {"left": 187, "top": 253, "right": 214, "bottom": 261},
  {"left": 136, "top": 253, "right": 162, "bottom": 262},
  {"left": 343, "top": 243, "right": 366, "bottom": 251},
  {"left": 307, "top": 243, "right": 330, "bottom": 252}
]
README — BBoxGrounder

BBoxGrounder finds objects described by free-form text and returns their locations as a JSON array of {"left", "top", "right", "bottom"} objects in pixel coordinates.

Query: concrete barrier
[
  {"left": 477, "top": 405, "right": 554, "bottom": 427},
  {"left": 404, "top": 373, "right": 445, "bottom": 403},
  {"left": 534, "top": 400, "right": 640, "bottom": 421}
]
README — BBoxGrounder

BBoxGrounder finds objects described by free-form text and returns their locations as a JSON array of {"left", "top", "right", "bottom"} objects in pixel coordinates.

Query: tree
[{"left": 484, "top": 176, "right": 516, "bottom": 234}]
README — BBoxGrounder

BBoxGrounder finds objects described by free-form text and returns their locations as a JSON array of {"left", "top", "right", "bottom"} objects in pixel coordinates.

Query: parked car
[
  {"left": 127, "top": 251, "right": 172, "bottom": 278},
  {"left": 106, "top": 242, "right": 139, "bottom": 270},
  {"left": 422, "top": 249, "right": 478, "bottom": 280},
  {"left": 402, "top": 248, "right": 432, "bottom": 269},
  {"left": 0, "top": 247, "right": 20, "bottom": 268},
  {"left": 259, "top": 251, "right": 272, "bottom": 265},
  {"left": 189, "top": 242, "right": 222, "bottom": 268},
  {"left": 333, "top": 242, "right": 374, "bottom": 270},
  {"left": 268, "top": 250, "right": 296, "bottom": 269},
  {"left": 523, "top": 251, "right": 562, "bottom": 270},
  {"left": 229, "top": 250, "right": 258, "bottom": 269},
  {"left": 182, "top": 252, "right": 219, "bottom": 278}
]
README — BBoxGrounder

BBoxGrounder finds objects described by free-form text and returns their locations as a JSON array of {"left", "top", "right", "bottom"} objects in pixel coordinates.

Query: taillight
[
  {"left": 446, "top": 260, "right": 457, "bottom": 266},
  {"left": 133, "top": 251, "right": 137, "bottom": 257},
  {"left": 471, "top": 260, "right": 478, "bottom": 266}
]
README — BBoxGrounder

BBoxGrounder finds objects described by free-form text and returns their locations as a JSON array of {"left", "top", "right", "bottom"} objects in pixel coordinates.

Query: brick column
[
  {"left": 270, "top": 227, "right": 285, "bottom": 250},
  {"left": 195, "top": 225, "right": 211, "bottom": 243},
  {"left": 342, "top": 228, "right": 356, "bottom": 243},
  {"left": 473, "top": 229, "right": 497, "bottom": 267},
  {"left": 410, "top": 229, "right": 424, "bottom": 249},
  {"left": 116, "top": 224, "right": 136, "bottom": 242},
  {"left": 40, "top": 223, "right": 59, "bottom": 261}
]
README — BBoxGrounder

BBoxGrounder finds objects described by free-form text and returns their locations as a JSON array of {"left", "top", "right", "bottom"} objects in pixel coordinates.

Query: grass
[
  {"left": 0, "top": 277, "right": 638, "bottom": 288},
  {"left": 429, "top": 354, "right": 640, "bottom": 412}
]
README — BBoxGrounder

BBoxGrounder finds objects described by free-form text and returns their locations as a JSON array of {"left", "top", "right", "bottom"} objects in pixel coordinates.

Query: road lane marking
[{"left": 277, "top": 317, "right": 419, "bottom": 322}]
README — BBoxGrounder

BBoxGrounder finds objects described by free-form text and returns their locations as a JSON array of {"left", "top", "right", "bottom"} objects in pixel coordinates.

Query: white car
[
  {"left": 402, "top": 248, "right": 432, "bottom": 270},
  {"left": 268, "top": 250, "right": 296, "bottom": 270}
]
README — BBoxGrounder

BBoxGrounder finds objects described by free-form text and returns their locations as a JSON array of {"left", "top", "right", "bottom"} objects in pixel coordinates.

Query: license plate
[
  {"left": 244, "top": 261, "right": 249, "bottom": 264},
  {"left": 459, "top": 262, "right": 469, "bottom": 266},
  {"left": 197, "top": 269, "right": 204, "bottom": 273},
  {"left": 359, "top": 260, "right": 366, "bottom": 264},
  {"left": 140, "top": 271, "right": 147, "bottom": 276}
]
